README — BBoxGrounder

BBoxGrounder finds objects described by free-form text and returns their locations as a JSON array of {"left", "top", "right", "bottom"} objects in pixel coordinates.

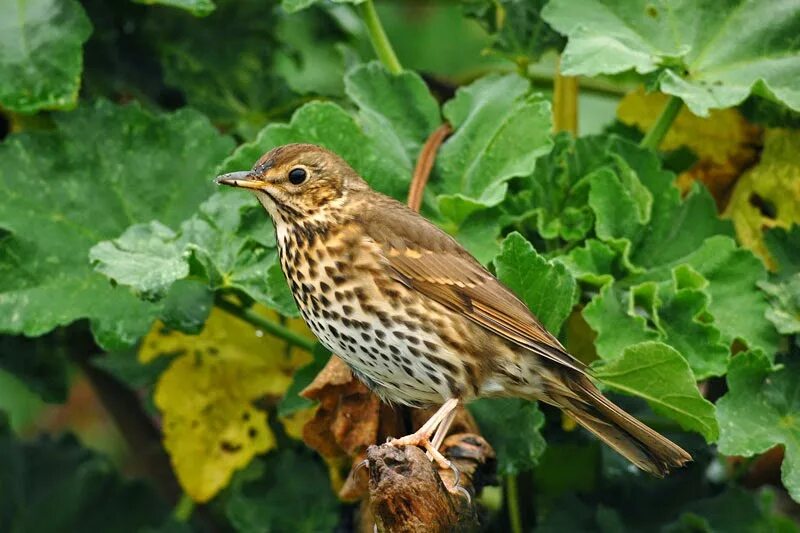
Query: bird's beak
[{"left": 214, "top": 171, "right": 268, "bottom": 190}]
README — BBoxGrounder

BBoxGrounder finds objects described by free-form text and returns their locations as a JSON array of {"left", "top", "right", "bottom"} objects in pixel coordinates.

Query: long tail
[{"left": 542, "top": 370, "right": 692, "bottom": 477}]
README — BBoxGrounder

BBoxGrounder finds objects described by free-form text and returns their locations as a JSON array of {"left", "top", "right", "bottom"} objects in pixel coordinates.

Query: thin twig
[{"left": 406, "top": 123, "right": 453, "bottom": 213}]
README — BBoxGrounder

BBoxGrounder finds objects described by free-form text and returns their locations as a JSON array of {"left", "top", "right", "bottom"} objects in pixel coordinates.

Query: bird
[{"left": 216, "top": 143, "right": 692, "bottom": 479}]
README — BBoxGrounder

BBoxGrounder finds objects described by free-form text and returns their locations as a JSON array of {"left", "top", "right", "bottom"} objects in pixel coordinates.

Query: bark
[{"left": 365, "top": 434, "right": 496, "bottom": 533}]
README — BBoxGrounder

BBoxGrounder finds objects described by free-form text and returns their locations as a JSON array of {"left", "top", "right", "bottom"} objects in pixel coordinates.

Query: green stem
[
  {"left": 359, "top": 0, "right": 402, "bottom": 74},
  {"left": 215, "top": 298, "right": 315, "bottom": 352},
  {"left": 173, "top": 492, "right": 195, "bottom": 523},
  {"left": 639, "top": 95, "right": 682, "bottom": 150},
  {"left": 505, "top": 474, "right": 523, "bottom": 533}
]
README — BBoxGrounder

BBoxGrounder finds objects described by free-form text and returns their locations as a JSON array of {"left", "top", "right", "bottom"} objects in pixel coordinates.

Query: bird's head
[{"left": 215, "top": 143, "right": 366, "bottom": 223}]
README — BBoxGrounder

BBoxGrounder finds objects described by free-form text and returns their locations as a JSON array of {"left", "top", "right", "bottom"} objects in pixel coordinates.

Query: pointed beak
[{"left": 214, "top": 171, "right": 268, "bottom": 190}]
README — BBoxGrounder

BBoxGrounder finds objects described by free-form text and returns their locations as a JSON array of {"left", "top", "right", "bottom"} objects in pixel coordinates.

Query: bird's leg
[
  {"left": 388, "top": 398, "right": 459, "bottom": 470},
  {"left": 430, "top": 403, "right": 458, "bottom": 452}
]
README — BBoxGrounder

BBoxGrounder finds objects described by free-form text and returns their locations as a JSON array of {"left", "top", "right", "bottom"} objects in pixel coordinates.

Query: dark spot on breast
[
  {"left": 319, "top": 282, "right": 331, "bottom": 293},
  {"left": 423, "top": 340, "right": 438, "bottom": 352},
  {"left": 332, "top": 275, "right": 347, "bottom": 285},
  {"left": 393, "top": 331, "right": 405, "bottom": 340}
]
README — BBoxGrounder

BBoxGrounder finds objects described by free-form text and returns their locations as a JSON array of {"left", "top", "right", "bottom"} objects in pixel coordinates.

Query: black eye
[{"left": 288, "top": 167, "right": 307, "bottom": 185}]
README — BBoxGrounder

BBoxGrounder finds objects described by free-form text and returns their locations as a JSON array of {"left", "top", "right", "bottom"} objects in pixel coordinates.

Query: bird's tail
[{"left": 541, "top": 370, "right": 692, "bottom": 477}]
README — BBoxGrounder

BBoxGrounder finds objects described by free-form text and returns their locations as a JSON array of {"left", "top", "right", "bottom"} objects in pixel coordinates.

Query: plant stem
[
  {"left": 215, "top": 298, "right": 315, "bottom": 352},
  {"left": 506, "top": 474, "right": 523, "bottom": 533},
  {"left": 359, "top": 0, "right": 402, "bottom": 74},
  {"left": 173, "top": 492, "right": 195, "bottom": 522},
  {"left": 553, "top": 55, "right": 579, "bottom": 134},
  {"left": 639, "top": 95, "right": 682, "bottom": 150}
]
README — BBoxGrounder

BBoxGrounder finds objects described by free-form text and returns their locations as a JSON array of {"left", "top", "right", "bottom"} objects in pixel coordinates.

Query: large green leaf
[
  {"left": 134, "top": 0, "right": 215, "bottom": 16},
  {"left": 0, "top": 419, "right": 169, "bottom": 532},
  {"left": 0, "top": 334, "right": 69, "bottom": 403},
  {"left": 145, "top": 0, "right": 303, "bottom": 137},
  {"left": 542, "top": 0, "right": 800, "bottom": 116},
  {"left": 716, "top": 352, "right": 800, "bottom": 502},
  {"left": 281, "top": 0, "right": 363, "bottom": 14},
  {"left": 91, "top": 191, "right": 297, "bottom": 317},
  {"left": 224, "top": 449, "right": 339, "bottom": 532},
  {"left": 469, "top": 398, "right": 546, "bottom": 475},
  {"left": 0, "top": 0, "right": 92, "bottom": 112},
  {"left": 0, "top": 100, "right": 234, "bottom": 349},
  {"left": 434, "top": 73, "right": 553, "bottom": 224},
  {"left": 220, "top": 63, "right": 440, "bottom": 202},
  {"left": 593, "top": 342, "right": 718, "bottom": 441},
  {"left": 494, "top": 232, "right": 577, "bottom": 334},
  {"left": 462, "top": 0, "right": 565, "bottom": 63}
]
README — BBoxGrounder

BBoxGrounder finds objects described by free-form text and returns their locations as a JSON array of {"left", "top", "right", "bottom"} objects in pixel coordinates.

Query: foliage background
[{"left": 1, "top": 0, "right": 800, "bottom": 531}]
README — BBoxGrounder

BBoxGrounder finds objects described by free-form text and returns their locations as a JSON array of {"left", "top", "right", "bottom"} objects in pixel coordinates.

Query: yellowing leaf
[
  {"left": 618, "top": 88, "right": 761, "bottom": 202},
  {"left": 723, "top": 129, "right": 800, "bottom": 269},
  {"left": 140, "top": 306, "right": 315, "bottom": 502}
]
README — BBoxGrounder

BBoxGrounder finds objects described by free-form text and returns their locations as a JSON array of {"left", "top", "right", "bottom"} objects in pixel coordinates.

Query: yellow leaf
[
  {"left": 723, "top": 129, "right": 800, "bottom": 269},
  {"left": 618, "top": 88, "right": 761, "bottom": 203},
  {"left": 140, "top": 306, "right": 315, "bottom": 502}
]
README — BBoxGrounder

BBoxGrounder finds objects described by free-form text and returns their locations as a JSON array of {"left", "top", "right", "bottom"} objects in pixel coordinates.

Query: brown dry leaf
[
  {"left": 618, "top": 87, "right": 761, "bottom": 205},
  {"left": 140, "top": 305, "right": 314, "bottom": 502},
  {"left": 723, "top": 129, "right": 800, "bottom": 269}
]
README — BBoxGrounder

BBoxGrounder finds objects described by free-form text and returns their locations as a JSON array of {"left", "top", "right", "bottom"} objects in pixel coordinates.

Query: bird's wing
[{"left": 357, "top": 196, "right": 587, "bottom": 374}]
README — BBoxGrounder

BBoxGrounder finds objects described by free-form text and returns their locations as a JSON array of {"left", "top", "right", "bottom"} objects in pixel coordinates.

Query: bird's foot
[{"left": 387, "top": 433, "right": 468, "bottom": 500}]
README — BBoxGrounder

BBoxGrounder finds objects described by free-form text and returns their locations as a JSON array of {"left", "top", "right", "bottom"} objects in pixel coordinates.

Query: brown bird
[{"left": 216, "top": 143, "right": 691, "bottom": 479}]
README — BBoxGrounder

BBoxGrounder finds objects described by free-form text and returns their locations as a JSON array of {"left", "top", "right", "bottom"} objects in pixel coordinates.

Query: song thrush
[{"left": 216, "top": 144, "right": 691, "bottom": 477}]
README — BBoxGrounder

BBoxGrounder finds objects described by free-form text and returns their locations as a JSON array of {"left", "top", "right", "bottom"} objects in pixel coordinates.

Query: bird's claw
[{"left": 354, "top": 458, "right": 369, "bottom": 476}]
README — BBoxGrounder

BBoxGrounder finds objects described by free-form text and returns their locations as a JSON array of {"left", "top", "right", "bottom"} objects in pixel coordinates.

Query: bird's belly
[{"left": 301, "top": 305, "right": 452, "bottom": 407}]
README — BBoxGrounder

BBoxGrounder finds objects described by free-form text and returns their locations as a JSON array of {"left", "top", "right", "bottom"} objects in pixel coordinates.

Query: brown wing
[{"left": 355, "top": 194, "right": 587, "bottom": 374}]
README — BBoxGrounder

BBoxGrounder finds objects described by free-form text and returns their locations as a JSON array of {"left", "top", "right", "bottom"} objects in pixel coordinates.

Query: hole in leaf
[{"left": 749, "top": 193, "right": 778, "bottom": 219}]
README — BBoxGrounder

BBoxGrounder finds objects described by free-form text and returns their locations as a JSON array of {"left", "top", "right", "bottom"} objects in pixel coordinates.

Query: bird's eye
[{"left": 288, "top": 167, "right": 307, "bottom": 185}]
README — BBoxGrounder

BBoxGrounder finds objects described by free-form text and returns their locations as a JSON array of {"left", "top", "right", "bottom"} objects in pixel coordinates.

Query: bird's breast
[{"left": 275, "top": 220, "right": 474, "bottom": 407}]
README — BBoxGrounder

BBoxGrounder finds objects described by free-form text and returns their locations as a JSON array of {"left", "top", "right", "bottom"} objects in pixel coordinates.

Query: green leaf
[
  {"left": 0, "top": 100, "right": 234, "bottom": 349},
  {"left": 92, "top": 191, "right": 297, "bottom": 317},
  {"left": 469, "top": 398, "right": 546, "bottom": 475},
  {"left": 505, "top": 133, "right": 597, "bottom": 243},
  {"left": 717, "top": 351, "right": 800, "bottom": 502},
  {"left": 90, "top": 222, "right": 188, "bottom": 298},
  {"left": 462, "top": 0, "right": 565, "bottom": 62},
  {"left": 281, "top": 0, "right": 364, "bottom": 14},
  {"left": 134, "top": 0, "right": 215, "bottom": 16},
  {"left": 665, "top": 487, "right": 800, "bottom": 533},
  {"left": 145, "top": 0, "right": 300, "bottom": 137},
  {"left": 278, "top": 344, "right": 330, "bottom": 417},
  {"left": 678, "top": 236, "right": 778, "bottom": 356},
  {"left": 0, "top": 334, "right": 68, "bottom": 403},
  {"left": 494, "top": 232, "right": 577, "bottom": 333},
  {"left": 758, "top": 275, "right": 800, "bottom": 335},
  {"left": 593, "top": 341, "right": 718, "bottom": 442},
  {"left": 542, "top": 0, "right": 800, "bottom": 116},
  {"left": 0, "top": 0, "right": 92, "bottom": 112},
  {"left": 435, "top": 73, "right": 553, "bottom": 224},
  {"left": 555, "top": 239, "right": 619, "bottom": 287},
  {"left": 764, "top": 225, "right": 800, "bottom": 280},
  {"left": 159, "top": 280, "right": 214, "bottom": 334},
  {"left": 220, "top": 63, "right": 440, "bottom": 202},
  {"left": 344, "top": 62, "right": 441, "bottom": 175},
  {"left": 0, "top": 421, "right": 170, "bottom": 532},
  {"left": 273, "top": 7, "right": 348, "bottom": 97},
  {"left": 225, "top": 449, "right": 339, "bottom": 532}
]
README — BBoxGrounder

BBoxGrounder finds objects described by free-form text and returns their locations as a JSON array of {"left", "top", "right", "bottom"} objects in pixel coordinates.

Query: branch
[{"left": 367, "top": 433, "right": 495, "bottom": 533}]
